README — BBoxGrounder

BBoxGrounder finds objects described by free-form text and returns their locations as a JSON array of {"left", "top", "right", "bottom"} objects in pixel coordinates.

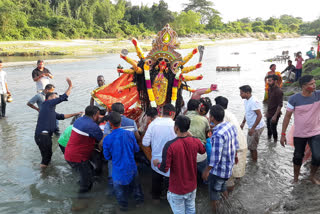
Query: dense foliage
[{"left": 0, "top": 0, "right": 318, "bottom": 40}]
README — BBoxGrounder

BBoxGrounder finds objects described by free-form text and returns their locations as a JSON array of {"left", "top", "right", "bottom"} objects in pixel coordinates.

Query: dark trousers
[
  {"left": 67, "top": 160, "right": 94, "bottom": 193},
  {"left": 113, "top": 173, "right": 144, "bottom": 211},
  {"left": 293, "top": 135, "right": 320, "bottom": 166},
  {"left": 59, "top": 144, "right": 65, "bottom": 154},
  {"left": 266, "top": 116, "right": 280, "bottom": 140},
  {"left": 34, "top": 134, "right": 53, "bottom": 165},
  {"left": 151, "top": 170, "right": 169, "bottom": 200},
  {"left": 295, "top": 69, "right": 302, "bottom": 81},
  {"left": 0, "top": 94, "right": 6, "bottom": 117}
]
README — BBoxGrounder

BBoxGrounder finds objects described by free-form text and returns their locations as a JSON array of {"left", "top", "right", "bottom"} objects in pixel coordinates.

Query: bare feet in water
[
  {"left": 40, "top": 164, "right": 48, "bottom": 169},
  {"left": 310, "top": 177, "right": 320, "bottom": 185}
]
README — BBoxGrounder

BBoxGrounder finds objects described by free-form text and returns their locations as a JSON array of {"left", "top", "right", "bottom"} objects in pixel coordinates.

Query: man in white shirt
[
  {"left": 239, "top": 85, "right": 265, "bottom": 162},
  {"left": 142, "top": 103, "right": 176, "bottom": 203},
  {"left": 0, "top": 60, "right": 11, "bottom": 118},
  {"left": 90, "top": 75, "right": 107, "bottom": 115}
]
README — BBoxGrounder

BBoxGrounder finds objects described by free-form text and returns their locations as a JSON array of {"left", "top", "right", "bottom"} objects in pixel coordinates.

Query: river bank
[
  {"left": 0, "top": 32, "right": 300, "bottom": 57},
  {"left": 282, "top": 59, "right": 320, "bottom": 99}
]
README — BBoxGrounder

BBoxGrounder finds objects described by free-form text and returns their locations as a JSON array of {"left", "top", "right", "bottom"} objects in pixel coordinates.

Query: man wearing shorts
[
  {"left": 280, "top": 75, "right": 320, "bottom": 184},
  {"left": 202, "top": 105, "right": 239, "bottom": 213},
  {"left": 239, "top": 85, "right": 265, "bottom": 162}
]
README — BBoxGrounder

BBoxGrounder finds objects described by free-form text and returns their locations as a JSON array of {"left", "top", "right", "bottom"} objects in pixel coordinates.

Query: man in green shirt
[{"left": 185, "top": 99, "right": 210, "bottom": 177}]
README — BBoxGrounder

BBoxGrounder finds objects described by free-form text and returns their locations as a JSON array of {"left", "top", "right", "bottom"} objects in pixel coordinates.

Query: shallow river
[{"left": 1, "top": 37, "right": 319, "bottom": 214}]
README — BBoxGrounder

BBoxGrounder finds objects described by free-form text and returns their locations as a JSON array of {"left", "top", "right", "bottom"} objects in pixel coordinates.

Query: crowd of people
[{"left": 0, "top": 54, "right": 320, "bottom": 214}]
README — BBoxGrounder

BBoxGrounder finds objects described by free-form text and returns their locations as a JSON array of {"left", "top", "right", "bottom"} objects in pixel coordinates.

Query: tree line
[{"left": 0, "top": 0, "right": 318, "bottom": 41}]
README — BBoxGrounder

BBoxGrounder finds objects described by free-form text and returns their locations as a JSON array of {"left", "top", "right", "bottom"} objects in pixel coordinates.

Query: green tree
[{"left": 183, "top": 0, "right": 219, "bottom": 24}]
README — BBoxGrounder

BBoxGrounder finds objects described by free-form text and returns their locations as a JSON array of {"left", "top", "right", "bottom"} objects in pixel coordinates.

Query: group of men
[{"left": 2, "top": 57, "right": 320, "bottom": 213}]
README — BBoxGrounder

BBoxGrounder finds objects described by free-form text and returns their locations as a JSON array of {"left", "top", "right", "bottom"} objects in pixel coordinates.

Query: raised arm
[{"left": 65, "top": 78, "right": 73, "bottom": 97}]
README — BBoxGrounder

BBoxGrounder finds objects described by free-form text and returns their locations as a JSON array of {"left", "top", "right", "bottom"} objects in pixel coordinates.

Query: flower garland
[
  {"left": 144, "top": 63, "right": 157, "bottom": 108},
  {"left": 171, "top": 70, "right": 181, "bottom": 106}
]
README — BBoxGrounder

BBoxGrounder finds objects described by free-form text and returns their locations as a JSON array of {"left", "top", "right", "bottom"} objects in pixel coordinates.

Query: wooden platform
[{"left": 216, "top": 66, "right": 241, "bottom": 71}]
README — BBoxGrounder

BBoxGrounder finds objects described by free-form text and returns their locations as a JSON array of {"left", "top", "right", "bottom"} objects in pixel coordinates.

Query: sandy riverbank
[{"left": 0, "top": 32, "right": 300, "bottom": 57}]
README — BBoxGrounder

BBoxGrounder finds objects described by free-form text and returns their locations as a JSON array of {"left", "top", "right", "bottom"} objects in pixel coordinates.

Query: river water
[{"left": 1, "top": 37, "right": 319, "bottom": 214}]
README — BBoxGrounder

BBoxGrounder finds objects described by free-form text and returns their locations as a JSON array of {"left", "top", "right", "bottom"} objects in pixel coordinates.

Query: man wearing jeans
[
  {"left": 280, "top": 75, "right": 320, "bottom": 184},
  {"left": 153, "top": 115, "right": 205, "bottom": 214},
  {"left": 239, "top": 85, "right": 265, "bottom": 162},
  {"left": 0, "top": 60, "right": 11, "bottom": 118}
]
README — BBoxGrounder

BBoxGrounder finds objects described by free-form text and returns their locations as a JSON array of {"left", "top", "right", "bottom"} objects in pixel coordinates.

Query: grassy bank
[
  {"left": 0, "top": 32, "right": 300, "bottom": 57},
  {"left": 282, "top": 59, "right": 320, "bottom": 99}
]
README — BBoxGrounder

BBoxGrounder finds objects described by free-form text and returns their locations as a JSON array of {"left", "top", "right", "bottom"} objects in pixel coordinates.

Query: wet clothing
[
  {"left": 158, "top": 136, "right": 206, "bottom": 195},
  {"left": 0, "top": 94, "right": 6, "bottom": 117},
  {"left": 247, "top": 127, "right": 264, "bottom": 150},
  {"left": 34, "top": 133, "right": 53, "bottom": 165},
  {"left": 186, "top": 111, "right": 209, "bottom": 163},
  {"left": 32, "top": 67, "right": 51, "bottom": 92},
  {"left": 65, "top": 116, "right": 103, "bottom": 163},
  {"left": 287, "top": 91, "right": 320, "bottom": 138},
  {"left": 103, "top": 128, "right": 139, "bottom": 185},
  {"left": 244, "top": 96, "right": 265, "bottom": 130},
  {"left": 35, "top": 93, "right": 67, "bottom": 135},
  {"left": 143, "top": 117, "right": 176, "bottom": 177},
  {"left": 209, "top": 122, "right": 239, "bottom": 179},
  {"left": 293, "top": 135, "right": 320, "bottom": 166},
  {"left": 113, "top": 173, "right": 144, "bottom": 211},
  {"left": 28, "top": 92, "right": 45, "bottom": 109},
  {"left": 67, "top": 160, "right": 94, "bottom": 193},
  {"left": 266, "top": 116, "right": 280, "bottom": 140},
  {"left": 208, "top": 174, "right": 228, "bottom": 201},
  {"left": 58, "top": 125, "right": 73, "bottom": 147}
]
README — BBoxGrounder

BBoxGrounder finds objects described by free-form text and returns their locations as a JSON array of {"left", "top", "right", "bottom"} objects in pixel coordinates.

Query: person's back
[
  {"left": 143, "top": 117, "right": 175, "bottom": 176},
  {"left": 65, "top": 115, "right": 103, "bottom": 162},
  {"left": 103, "top": 128, "right": 139, "bottom": 184},
  {"left": 161, "top": 136, "right": 204, "bottom": 194}
]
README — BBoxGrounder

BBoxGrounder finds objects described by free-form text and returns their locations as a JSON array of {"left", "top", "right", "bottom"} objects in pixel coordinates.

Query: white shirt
[
  {"left": 244, "top": 96, "right": 265, "bottom": 130},
  {"left": 142, "top": 117, "right": 176, "bottom": 177},
  {"left": 0, "top": 70, "right": 7, "bottom": 94},
  {"left": 36, "top": 76, "right": 50, "bottom": 92}
]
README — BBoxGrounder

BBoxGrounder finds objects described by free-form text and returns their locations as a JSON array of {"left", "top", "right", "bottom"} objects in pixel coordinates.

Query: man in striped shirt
[{"left": 202, "top": 105, "right": 239, "bottom": 213}]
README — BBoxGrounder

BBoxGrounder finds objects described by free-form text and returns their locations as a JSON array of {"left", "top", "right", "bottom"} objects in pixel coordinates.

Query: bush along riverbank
[
  {"left": 0, "top": 32, "right": 300, "bottom": 57},
  {"left": 282, "top": 59, "right": 320, "bottom": 99}
]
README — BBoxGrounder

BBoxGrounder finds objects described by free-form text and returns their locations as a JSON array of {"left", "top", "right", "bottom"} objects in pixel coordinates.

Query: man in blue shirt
[
  {"left": 202, "top": 105, "right": 239, "bottom": 213},
  {"left": 34, "top": 78, "right": 81, "bottom": 169},
  {"left": 102, "top": 102, "right": 141, "bottom": 196},
  {"left": 103, "top": 112, "right": 144, "bottom": 211}
]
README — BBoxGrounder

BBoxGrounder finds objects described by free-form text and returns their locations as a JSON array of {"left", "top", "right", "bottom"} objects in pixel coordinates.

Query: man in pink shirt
[{"left": 280, "top": 75, "right": 320, "bottom": 184}]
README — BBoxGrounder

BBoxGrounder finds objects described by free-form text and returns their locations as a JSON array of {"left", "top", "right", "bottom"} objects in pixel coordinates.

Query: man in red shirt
[{"left": 153, "top": 115, "right": 206, "bottom": 213}]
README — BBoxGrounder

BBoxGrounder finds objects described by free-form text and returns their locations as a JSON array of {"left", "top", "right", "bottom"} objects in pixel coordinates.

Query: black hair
[
  {"left": 111, "top": 102, "right": 124, "bottom": 114},
  {"left": 209, "top": 105, "right": 225, "bottom": 122},
  {"left": 266, "top": 74, "right": 279, "bottom": 81},
  {"left": 97, "top": 75, "right": 104, "bottom": 79},
  {"left": 175, "top": 115, "right": 190, "bottom": 133},
  {"left": 45, "top": 92, "right": 58, "bottom": 100},
  {"left": 163, "top": 103, "right": 176, "bottom": 116},
  {"left": 37, "top": 60, "right": 44, "bottom": 65},
  {"left": 0, "top": 60, "right": 2, "bottom": 63},
  {"left": 85, "top": 105, "right": 100, "bottom": 117},
  {"left": 239, "top": 85, "right": 252, "bottom": 93},
  {"left": 288, "top": 60, "right": 292, "bottom": 63},
  {"left": 187, "top": 99, "right": 201, "bottom": 111},
  {"left": 71, "top": 114, "right": 82, "bottom": 125},
  {"left": 299, "top": 75, "right": 314, "bottom": 87},
  {"left": 44, "top": 84, "right": 55, "bottom": 90},
  {"left": 108, "top": 111, "right": 121, "bottom": 127},
  {"left": 146, "top": 107, "right": 158, "bottom": 118},
  {"left": 200, "top": 97, "right": 212, "bottom": 114},
  {"left": 215, "top": 96, "right": 228, "bottom": 109},
  {"left": 269, "top": 64, "right": 276, "bottom": 69}
]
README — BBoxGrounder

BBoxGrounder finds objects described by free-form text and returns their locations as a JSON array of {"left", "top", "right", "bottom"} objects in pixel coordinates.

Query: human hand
[
  {"left": 7, "top": 91, "right": 11, "bottom": 96},
  {"left": 240, "top": 122, "right": 245, "bottom": 130},
  {"left": 202, "top": 168, "right": 210, "bottom": 181},
  {"left": 271, "top": 116, "right": 277, "bottom": 123},
  {"left": 235, "top": 156, "right": 238, "bottom": 164},
  {"left": 66, "top": 78, "right": 72, "bottom": 87},
  {"left": 280, "top": 135, "right": 286, "bottom": 147},
  {"left": 248, "top": 128, "right": 255, "bottom": 136},
  {"left": 153, "top": 159, "right": 160, "bottom": 167}
]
